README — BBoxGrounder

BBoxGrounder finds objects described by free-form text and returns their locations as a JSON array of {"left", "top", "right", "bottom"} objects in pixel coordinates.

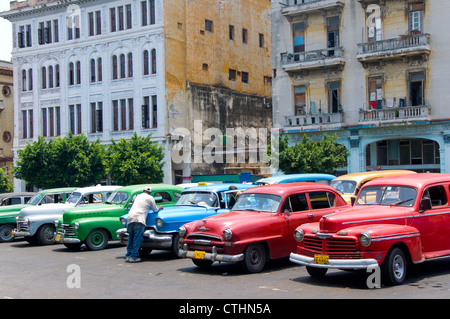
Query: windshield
[
  {"left": 232, "top": 193, "right": 282, "bottom": 213},
  {"left": 67, "top": 192, "right": 82, "bottom": 205},
  {"left": 176, "top": 191, "right": 219, "bottom": 208},
  {"left": 28, "top": 194, "right": 42, "bottom": 205},
  {"left": 106, "top": 191, "right": 130, "bottom": 205},
  {"left": 356, "top": 185, "right": 417, "bottom": 207},
  {"left": 331, "top": 180, "right": 357, "bottom": 195}
]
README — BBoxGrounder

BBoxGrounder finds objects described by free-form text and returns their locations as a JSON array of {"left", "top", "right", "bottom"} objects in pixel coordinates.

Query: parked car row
[{"left": 2, "top": 171, "right": 450, "bottom": 287}]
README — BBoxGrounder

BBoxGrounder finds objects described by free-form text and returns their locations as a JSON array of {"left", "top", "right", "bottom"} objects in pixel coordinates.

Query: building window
[
  {"left": 67, "top": 12, "right": 80, "bottom": 40},
  {"left": 229, "top": 69, "right": 236, "bottom": 81},
  {"left": 112, "top": 98, "right": 134, "bottom": 132},
  {"left": 90, "top": 59, "right": 102, "bottom": 83},
  {"left": 409, "top": 71, "right": 425, "bottom": 106},
  {"left": 127, "top": 53, "right": 133, "bottom": 77},
  {"left": 89, "top": 11, "right": 102, "bottom": 36},
  {"left": 91, "top": 102, "right": 103, "bottom": 133},
  {"left": 229, "top": 25, "right": 234, "bottom": 40},
  {"left": 41, "top": 106, "right": 60, "bottom": 137},
  {"left": 141, "top": 0, "right": 156, "bottom": 26},
  {"left": 151, "top": 49, "right": 157, "bottom": 74},
  {"left": 205, "top": 19, "right": 213, "bottom": 32},
  {"left": 143, "top": 50, "right": 149, "bottom": 75},
  {"left": 328, "top": 82, "right": 341, "bottom": 113},
  {"left": 294, "top": 86, "right": 306, "bottom": 115},
  {"left": 110, "top": 8, "right": 116, "bottom": 32},
  {"left": 242, "top": 28, "right": 248, "bottom": 44},
  {"left": 69, "top": 62, "right": 74, "bottom": 86},
  {"left": 142, "top": 95, "right": 157, "bottom": 129},
  {"left": 69, "top": 104, "right": 82, "bottom": 135},
  {"left": 112, "top": 55, "right": 118, "bottom": 80},
  {"left": 241, "top": 71, "right": 249, "bottom": 84},
  {"left": 41, "top": 67, "right": 47, "bottom": 89},
  {"left": 368, "top": 76, "right": 383, "bottom": 109},
  {"left": 259, "top": 33, "right": 264, "bottom": 48},
  {"left": 409, "top": 2, "right": 424, "bottom": 34},
  {"left": 18, "top": 24, "right": 32, "bottom": 48},
  {"left": 293, "top": 22, "right": 305, "bottom": 58}
]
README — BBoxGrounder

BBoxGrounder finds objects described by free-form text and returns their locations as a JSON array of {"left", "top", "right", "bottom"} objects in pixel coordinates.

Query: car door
[{"left": 417, "top": 184, "right": 450, "bottom": 257}]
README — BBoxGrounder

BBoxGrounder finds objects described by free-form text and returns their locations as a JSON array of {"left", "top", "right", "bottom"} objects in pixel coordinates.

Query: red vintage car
[
  {"left": 290, "top": 173, "right": 450, "bottom": 285},
  {"left": 178, "top": 183, "right": 349, "bottom": 273}
]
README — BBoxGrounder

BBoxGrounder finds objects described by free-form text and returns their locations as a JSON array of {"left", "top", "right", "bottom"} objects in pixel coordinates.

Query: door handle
[{"left": 307, "top": 213, "right": 315, "bottom": 218}]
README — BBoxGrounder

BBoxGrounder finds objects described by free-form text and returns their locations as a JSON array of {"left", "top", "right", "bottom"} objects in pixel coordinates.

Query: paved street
[{"left": 1, "top": 239, "right": 450, "bottom": 301}]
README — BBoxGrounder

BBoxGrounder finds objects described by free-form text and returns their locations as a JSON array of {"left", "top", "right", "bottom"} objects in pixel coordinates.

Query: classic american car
[
  {"left": 254, "top": 173, "right": 336, "bottom": 186},
  {"left": 178, "top": 182, "right": 349, "bottom": 273},
  {"left": 116, "top": 183, "right": 255, "bottom": 257},
  {"left": 13, "top": 185, "right": 121, "bottom": 245},
  {"left": 330, "top": 170, "right": 416, "bottom": 203},
  {"left": 290, "top": 173, "right": 450, "bottom": 285},
  {"left": 0, "top": 187, "right": 76, "bottom": 243},
  {"left": 0, "top": 192, "right": 36, "bottom": 206},
  {"left": 55, "top": 184, "right": 182, "bottom": 251}
]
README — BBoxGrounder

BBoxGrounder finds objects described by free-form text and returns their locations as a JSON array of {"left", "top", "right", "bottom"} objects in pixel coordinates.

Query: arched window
[
  {"left": 69, "top": 62, "right": 74, "bottom": 85},
  {"left": 143, "top": 50, "right": 149, "bottom": 75},
  {"left": 151, "top": 49, "right": 157, "bottom": 74},
  {"left": 97, "top": 58, "right": 102, "bottom": 82},
  {"left": 127, "top": 53, "right": 133, "bottom": 77},
  {"left": 41, "top": 66, "right": 47, "bottom": 89},
  {"left": 112, "top": 55, "right": 118, "bottom": 79},
  {"left": 76, "top": 61, "right": 81, "bottom": 84},
  {"left": 55, "top": 65, "right": 59, "bottom": 87},
  {"left": 22, "top": 69, "right": 27, "bottom": 91},
  {"left": 90, "top": 59, "right": 96, "bottom": 82},
  {"left": 48, "top": 65, "right": 54, "bottom": 88},
  {"left": 120, "top": 54, "right": 125, "bottom": 78}
]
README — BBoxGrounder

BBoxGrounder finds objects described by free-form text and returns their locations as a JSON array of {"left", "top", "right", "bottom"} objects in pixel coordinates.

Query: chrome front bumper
[
  {"left": 289, "top": 252, "right": 379, "bottom": 270},
  {"left": 54, "top": 232, "right": 81, "bottom": 244},
  {"left": 12, "top": 230, "right": 31, "bottom": 238},
  {"left": 116, "top": 228, "right": 173, "bottom": 249},
  {"left": 178, "top": 244, "right": 244, "bottom": 263}
]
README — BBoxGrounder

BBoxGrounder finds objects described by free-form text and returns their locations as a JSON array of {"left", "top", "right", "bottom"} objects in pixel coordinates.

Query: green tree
[
  {"left": 0, "top": 168, "right": 13, "bottom": 193},
  {"left": 277, "top": 134, "right": 348, "bottom": 175},
  {"left": 106, "top": 132, "right": 165, "bottom": 185},
  {"left": 14, "top": 133, "right": 107, "bottom": 189}
]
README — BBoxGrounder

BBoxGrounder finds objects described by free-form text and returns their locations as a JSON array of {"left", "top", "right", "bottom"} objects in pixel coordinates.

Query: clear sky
[{"left": 0, "top": 1, "right": 12, "bottom": 62}]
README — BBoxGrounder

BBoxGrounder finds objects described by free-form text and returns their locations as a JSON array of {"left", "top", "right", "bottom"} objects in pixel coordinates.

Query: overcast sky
[{"left": 0, "top": 1, "right": 12, "bottom": 62}]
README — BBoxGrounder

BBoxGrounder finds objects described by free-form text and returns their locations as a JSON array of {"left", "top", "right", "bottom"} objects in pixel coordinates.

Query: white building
[{"left": 1, "top": 0, "right": 170, "bottom": 190}]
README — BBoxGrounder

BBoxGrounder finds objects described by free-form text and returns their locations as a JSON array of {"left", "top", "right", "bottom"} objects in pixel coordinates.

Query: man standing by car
[{"left": 126, "top": 186, "right": 162, "bottom": 263}]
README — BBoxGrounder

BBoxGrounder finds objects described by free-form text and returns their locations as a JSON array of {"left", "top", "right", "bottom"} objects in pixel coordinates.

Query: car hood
[
  {"left": 316, "top": 205, "right": 415, "bottom": 233},
  {"left": 0, "top": 204, "right": 29, "bottom": 215},
  {"left": 146, "top": 204, "right": 221, "bottom": 226},
  {"left": 62, "top": 203, "right": 121, "bottom": 223},
  {"left": 19, "top": 203, "right": 74, "bottom": 218},
  {"left": 187, "top": 210, "right": 278, "bottom": 237}
]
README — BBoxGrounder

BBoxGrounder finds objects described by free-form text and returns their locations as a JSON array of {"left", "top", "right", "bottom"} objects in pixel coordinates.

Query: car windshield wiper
[{"left": 391, "top": 198, "right": 414, "bottom": 206}]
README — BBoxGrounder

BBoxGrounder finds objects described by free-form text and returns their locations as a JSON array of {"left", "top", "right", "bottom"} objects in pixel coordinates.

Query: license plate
[
  {"left": 55, "top": 234, "right": 61, "bottom": 242},
  {"left": 193, "top": 250, "right": 205, "bottom": 259},
  {"left": 314, "top": 254, "right": 329, "bottom": 264}
]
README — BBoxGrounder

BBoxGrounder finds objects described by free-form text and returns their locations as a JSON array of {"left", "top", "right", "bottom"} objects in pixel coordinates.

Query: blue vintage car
[
  {"left": 254, "top": 173, "right": 336, "bottom": 186},
  {"left": 116, "top": 183, "right": 255, "bottom": 257}
]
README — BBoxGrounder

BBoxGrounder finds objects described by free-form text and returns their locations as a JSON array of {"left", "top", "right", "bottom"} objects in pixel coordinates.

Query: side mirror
[
  {"left": 419, "top": 198, "right": 432, "bottom": 213},
  {"left": 283, "top": 209, "right": 291, "bottom": 216},
  {"left": 350, "top": 197, "right": 356, "bottom": 206}
]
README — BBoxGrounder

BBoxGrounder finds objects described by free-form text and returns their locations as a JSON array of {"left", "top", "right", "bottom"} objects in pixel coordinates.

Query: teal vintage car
[
  {"left": 54, "top": 184, "right": 183, "bottom": 251},
  {"left": 0, "top": 187, "right": 76, "bottom": 242}
]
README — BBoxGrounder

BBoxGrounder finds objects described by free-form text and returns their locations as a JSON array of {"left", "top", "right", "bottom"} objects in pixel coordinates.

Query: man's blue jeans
[{"left": 126, "top": 222, "right": 145, "bottom": 258}]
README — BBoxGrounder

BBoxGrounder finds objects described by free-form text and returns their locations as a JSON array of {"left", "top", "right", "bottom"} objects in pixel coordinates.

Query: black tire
[
  {"left": 240, "top": 243, "right": 266, "bottom": 273},
  {"left": 0, "top": 224, "right": 14, "bottom": 242},
  {"left": 170, "top": 233, "right": 181, "bottom": 258},
  {"left": 85, "top": 229, "right": 109, "bottom": 251},
  {"left": 37, "top": 224, "right": 56, "bottom": 245},
  {"left": 381, "top": 247, "right": 407, "bottom": 285},
  {"left": 306, "top": 266, "right": 328, "bottom": 279}
]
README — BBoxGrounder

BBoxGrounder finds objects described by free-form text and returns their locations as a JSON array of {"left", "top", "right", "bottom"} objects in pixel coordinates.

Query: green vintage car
[
  {"left": 0, "top": 187, "right": 76, "bottom": 242},
  {"left": 55, "top": 184, "right": 183, "bottom": 251}
]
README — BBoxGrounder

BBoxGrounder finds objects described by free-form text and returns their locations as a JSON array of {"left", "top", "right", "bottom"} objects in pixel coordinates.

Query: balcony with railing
[
  {"left": 285, "top": 112, "right": 344, "bottom": 129},
  {"left": 359, "top": 105, "right": 430, "bottom": 124},
  {"left": 281, "top": 47, "right": 345, "bottom": 74},
  {"left": 281, "top": 0, "right": 344, "bottom": 17},
  {"left": 357, "top": 33, "right": 431, "bottom": 65}
]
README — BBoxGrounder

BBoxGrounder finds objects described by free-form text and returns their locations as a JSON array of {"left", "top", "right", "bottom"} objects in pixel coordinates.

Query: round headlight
[
  {"left": 359, "top": 232, "right": 372, "bottom": 247},
  {"left": 54, "top": 220, "right": 60, "bottom": 227},
  {"left": 120, "top": 217, "right": 127, "bottom": 227},
  {"left": 294, "top": 229, "right": 304, "bottom": 242},
  {"left": 73, "top": 222, "right": 80, "bottom": 230},
  {"left": 156, "top": 218, "right": 164, "bottom": 228},
  {"left": 179, "top": 226, "right": 187, "bottom": 238},
  {"left": 223, "top": 228, "right": 232, "bottom": 241}
]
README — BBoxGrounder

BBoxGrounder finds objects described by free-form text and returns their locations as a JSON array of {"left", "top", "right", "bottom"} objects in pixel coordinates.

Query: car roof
[
  {"left": 116, "top": 184, "right": 184, "bottom": 193},
  {"left": 72, "top": 185, "right": 122, "bottom": 194},
  {"left": 182, "top": 183, "right": 254, "bottom": 192},
  {"left": 243, "top": 182, "right": 335, "bottom": 196},
  {"left": 38, "top": 187, "right": 78, "bottom": 194},
  {"left": 332, "top": 170, "right": 416, "bottom": 184},
  {"left": 363, "top": 173, "right": 450, "bottom": 189},
  {"left": 256, "top": 173, "right": 336, "bottom": 183},
  {"left": 0, "top": 192, "right": 36, "bottom": 198}
]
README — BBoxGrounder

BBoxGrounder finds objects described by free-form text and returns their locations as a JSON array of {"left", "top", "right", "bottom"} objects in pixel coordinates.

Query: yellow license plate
[
  {"left": 55, "top": 234, "right": 61, "bottom": 242},
  {"left": 314, "top": 254, "right": 329, "bottom": 264},
  {"left": 193, "top": 251, "right": 205, "bottom": 259}
]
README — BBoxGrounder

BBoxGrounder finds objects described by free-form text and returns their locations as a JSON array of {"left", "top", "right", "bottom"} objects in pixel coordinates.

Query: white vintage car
[{"left": 13, "top": 185, "right": 121, "bottom": 245}]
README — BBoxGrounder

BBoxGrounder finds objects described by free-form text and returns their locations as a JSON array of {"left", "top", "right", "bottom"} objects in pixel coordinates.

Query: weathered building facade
[
  {"left": 272, "top": 0, "right": 450, "bottom": 174},
  {"left": 0, "top": 61, "right": 14, "bottom": 182},
  {"left": 1, "top": 0, "right": 272, "bottom": 189}
]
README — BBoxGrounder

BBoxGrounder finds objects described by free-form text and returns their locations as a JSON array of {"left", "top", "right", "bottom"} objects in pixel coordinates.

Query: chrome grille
[
  {"left": 301, "top": 235, "right": 361, "bottom": 259},
  {"left": 16, "top": 220, "right": 29, "bottom": 232},
  {"left": 58, "top": 224, "right": 77, "bottom": 237}
]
